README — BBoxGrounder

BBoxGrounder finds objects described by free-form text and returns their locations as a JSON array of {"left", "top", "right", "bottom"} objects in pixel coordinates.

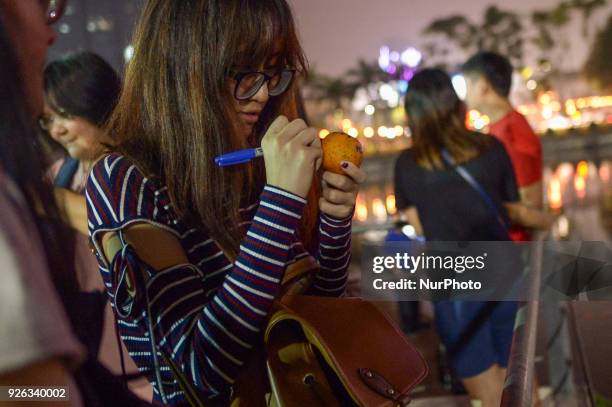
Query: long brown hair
[
  {"left": 404, "top": 68, "right": 491, "bottom": 170},
  {"left": 0, "top": 16, "right": 79, "bottom": 326},
  {"left": 109, "top": 0, "right": 317, "bottom": 258}
]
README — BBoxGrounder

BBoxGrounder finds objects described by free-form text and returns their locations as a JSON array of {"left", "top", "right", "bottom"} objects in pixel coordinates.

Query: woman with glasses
[
  {"left": 40, "top": 51, "right": 118, "bottom": 239},
  {"left": 85, "top": 0, "right": 366, "bottom": 404},
  {"left": 41, "top": 51, "right": 118, "bottom": 281},
  {"left": 42, "top": 51, "right": 118, "bottom": 196},
  {"left": 41, "top": 51, "right": 155, "bottom": 400}
]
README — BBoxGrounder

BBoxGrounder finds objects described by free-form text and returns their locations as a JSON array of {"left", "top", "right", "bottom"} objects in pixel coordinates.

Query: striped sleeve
[
  {"left": 187, "top": 185, "right": 306, "bottom": 394},
  {"left": 86, "top": 154, "right": 168, "bottom": 232},
  {"left": 310, "top": 213, "right": 353, "bottom": 296},
  {"left": 86, "top": 155, "right": 306, "bottom": 398}
]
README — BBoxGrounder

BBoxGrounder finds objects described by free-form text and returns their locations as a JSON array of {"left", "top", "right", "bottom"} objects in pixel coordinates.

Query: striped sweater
[{"left": 85, "top": 153, "right": 352, "bottom": 405}]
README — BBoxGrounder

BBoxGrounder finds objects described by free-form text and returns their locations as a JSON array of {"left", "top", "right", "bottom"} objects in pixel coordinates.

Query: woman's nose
[{"left": 251, "top": 81, "right": 270, "bottom": 104}]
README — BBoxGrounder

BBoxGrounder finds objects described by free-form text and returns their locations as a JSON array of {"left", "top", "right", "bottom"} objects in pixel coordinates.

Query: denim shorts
[{"left": 434, "top": 301, "right": 518, "bottom": 378}]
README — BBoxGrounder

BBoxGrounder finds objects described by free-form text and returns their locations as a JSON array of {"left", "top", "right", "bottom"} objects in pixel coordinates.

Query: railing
[{"left": 500, "top": 232, "right": 548, "bottom": 407}]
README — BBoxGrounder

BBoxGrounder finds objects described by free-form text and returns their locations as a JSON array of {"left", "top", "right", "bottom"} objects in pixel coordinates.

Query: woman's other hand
[{"left": 319, "top": 161, "right": 367, "bottom": 219}]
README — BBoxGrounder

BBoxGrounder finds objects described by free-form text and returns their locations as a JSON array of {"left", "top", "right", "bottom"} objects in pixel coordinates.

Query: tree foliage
[
  {"left": 423, "top": 0, "right": 608, "bottom": 70},
  {"left": 304, "top": 70, "right": 354, "bottom": 111},
  {"left": 303, "top": 0, "right": 611, "bottom": 115},
  {"left": 583, "top": 14, "right": 612, "bottom": 91},
  {"left": 346, "top": 59, "right": 387, "bottom": 91},
  {"left": 423, "top": 6, "right": 524, "bottom": 67}
]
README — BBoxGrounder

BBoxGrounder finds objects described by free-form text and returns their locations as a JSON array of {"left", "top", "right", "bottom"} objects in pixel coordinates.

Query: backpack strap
[
  {"left": 441, "top": 149, "right": 510, "bottom": 239},
  {"left": 53, "top": 157, "right": 80, "bottom": 188}
]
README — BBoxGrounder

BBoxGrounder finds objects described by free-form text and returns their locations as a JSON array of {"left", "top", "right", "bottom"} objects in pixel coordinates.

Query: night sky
[{"left": 289, "top": 0, "right": 611, "bottom": 76}]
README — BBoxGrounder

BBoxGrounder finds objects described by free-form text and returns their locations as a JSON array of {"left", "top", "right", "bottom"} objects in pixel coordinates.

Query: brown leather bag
[
  {"left": 147, "top": 256, "right": 427, "bottom": 406},
  {"left": 264, "top": 295, "right": 428, "bottom": 406},
  {"left": 228, "top": 257, "right": 428, "bottom": 407}
]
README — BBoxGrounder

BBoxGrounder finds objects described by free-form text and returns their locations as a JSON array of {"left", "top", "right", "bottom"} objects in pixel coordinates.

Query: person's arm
[
  {"left": 393, "top": 152, "right": 422, "bottom": 235},
  {"left": 519, "top": 181, "right": 543, "bottom": 209},
  {"left": 54, "top": 188, "right": 88, "bottom": 235},
  {"left": 504, "top": 202, "right": 554, "bottom": 230},
  {"left": 310, "top": 163, "right": 366, "bottom": 296},
  {"left": 0, "top": 179, "right": 83, "bottom": 406},
  {"left": 508, "top": 114, "right": 544, "bottom": 207},
  {"left": 30, "top": 187, "right": 88, "bottom": 236},
  {"left": 493, "top": 138, "right": 552, "bottom": 230},
  {"left": 100, "top": 224, "right": 188, "bottom": 270},
  {"left": 0, "top": 358, "right": 81, "bottom": 407},
  {"left": 398, "top": 207, "right": 424, "bottom": 236},
  {"left": 91, "top": 176, "right": 306, "bottom": 397}
]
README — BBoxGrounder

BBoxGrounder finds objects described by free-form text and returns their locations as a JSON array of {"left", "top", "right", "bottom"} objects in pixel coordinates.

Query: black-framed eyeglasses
[
  {"left": 38, "top": 109, "right": 74, "bottom": 131},
  {"left": 231, "top": 68, "right": 295, "bottom": 101},
  {"left": 42, "top": 0, "right": 68, "bottom": 25}
]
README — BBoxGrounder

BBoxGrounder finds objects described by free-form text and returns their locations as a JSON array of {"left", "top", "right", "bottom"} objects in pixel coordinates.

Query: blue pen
[{"left": 214, "top": 147, "right": 264, "bottom": 167}]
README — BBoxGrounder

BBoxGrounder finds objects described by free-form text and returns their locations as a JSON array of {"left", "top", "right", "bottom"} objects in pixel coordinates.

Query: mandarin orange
[{"left": 321, "top": 131, "right": 364, "bottom": 174}]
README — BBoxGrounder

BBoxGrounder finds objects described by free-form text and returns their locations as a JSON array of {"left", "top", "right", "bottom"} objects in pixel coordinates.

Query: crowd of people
[
  {"left": 0, "top": 0, "right": 552, "bottom": 406},
  {"left": 395, "top": 57, "right": 552, "bottom": 406}
]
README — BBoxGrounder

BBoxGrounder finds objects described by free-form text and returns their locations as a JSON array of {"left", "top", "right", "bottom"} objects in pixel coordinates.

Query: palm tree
[
  {"left": 423, "top": 14, "right": 478, "bottom": 69},
  {"left": 583, "top": 13, "right": 612, "bottom": 91},
  {"left": 303, "top": 67, "right": 354, "bottom": 112},
  {"left": 423, "top": 6, "right": 524, "bottom": 67},
  {"left": 479, "top": 7, "right": 524, "bottom": 64},
  {"left": 531, "top": 2, "right": 572, "bottom": 54},
  {"left": 424, "top": 15, "right": 476, "bottom": 54},
  {"left": 346, "top": 59, "right": 386, "bottom": 92},
  {"left": 317, "top": 77, "right": 354, "bottom": 111},
  {"left": 532, "top": 0, "right": 607, "bottom": 54},
  {"left": 571, "top": 0, "right": 607, "bottom": 36}
]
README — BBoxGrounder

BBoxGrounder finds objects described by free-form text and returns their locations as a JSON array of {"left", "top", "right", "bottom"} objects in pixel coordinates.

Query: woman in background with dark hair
[
  {"left": 40, "top": 51, "right": 153, "bottom": 400},
  {"left": 394, "top": 68, "right": 551, "bottom": 406},
  {"left": 41, "top": 51, "right": 119, "bottom": 236},
  {"left": 0, "top": 1, "right": 84, "bottom": 404}
]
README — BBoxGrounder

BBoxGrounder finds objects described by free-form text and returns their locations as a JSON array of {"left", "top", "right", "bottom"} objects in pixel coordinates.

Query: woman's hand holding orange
[{"left": 319, "top": 162, "right": 366, "bottom": 219}]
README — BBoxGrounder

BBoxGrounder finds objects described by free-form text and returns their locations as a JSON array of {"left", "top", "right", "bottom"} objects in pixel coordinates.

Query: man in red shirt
[{"left": 462, "top": 52, "right": 543, "bottom": 241}]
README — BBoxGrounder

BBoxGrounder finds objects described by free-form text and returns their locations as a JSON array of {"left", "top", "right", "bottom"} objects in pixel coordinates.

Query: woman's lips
[{"left": 239, "top": 112, "right": 260, "bottom": 125}]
